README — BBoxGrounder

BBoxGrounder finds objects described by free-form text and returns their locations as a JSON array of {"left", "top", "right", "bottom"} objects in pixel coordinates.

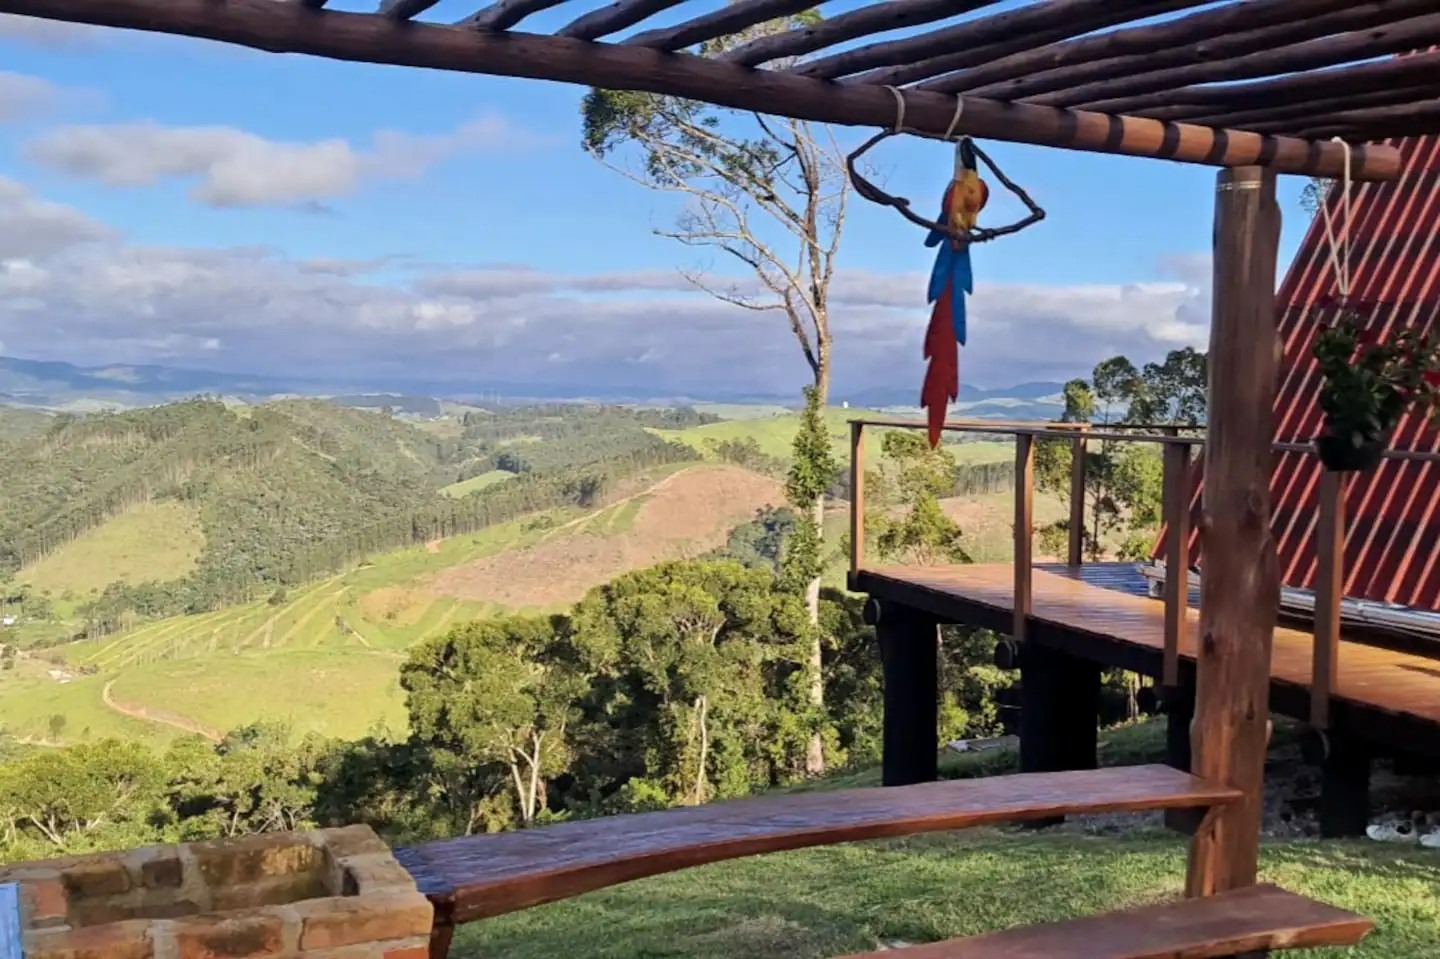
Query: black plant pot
[{"left": 1315, "top": 431, "right": 1386, "bottom": 472}]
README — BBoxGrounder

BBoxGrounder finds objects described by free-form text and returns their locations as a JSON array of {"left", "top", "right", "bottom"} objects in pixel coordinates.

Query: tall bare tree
[{"left": 581, "top": 15, "right": 851, "bottom": 774}]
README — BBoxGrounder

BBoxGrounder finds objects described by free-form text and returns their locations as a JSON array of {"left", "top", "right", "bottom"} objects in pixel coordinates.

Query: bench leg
[
  {"left": 427, "top": 920, "right": 455, "bottom": 959},
  {"left": 877, "top": 602, "right": 939, "bottom": 787},
  {"left": 1319, "top": 735, "right": 1371, "bottom": 838},
  {"left": 1020, "top": 644, "right": 1099, "bottom": 826}
]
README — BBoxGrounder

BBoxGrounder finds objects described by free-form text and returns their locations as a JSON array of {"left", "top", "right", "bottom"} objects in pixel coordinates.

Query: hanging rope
[{"left": 1317, "top": 137, "right": 1354, "bottom": 304}]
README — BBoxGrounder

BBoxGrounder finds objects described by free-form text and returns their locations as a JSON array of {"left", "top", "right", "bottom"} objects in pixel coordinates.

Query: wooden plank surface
[
  {"left": 395, "top": 765, "right": 1238, "bottom": 923},
  {"left": 857, "top": 564, "right": 1440, "bottom": 727},
  {"left": 836, "top": 884, "right": 1372, "bottom": 959}
]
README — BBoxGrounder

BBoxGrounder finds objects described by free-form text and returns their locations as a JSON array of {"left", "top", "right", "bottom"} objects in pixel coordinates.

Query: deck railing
[{"left": 847, "top": 416, "right": 1440, "bottom": 733}]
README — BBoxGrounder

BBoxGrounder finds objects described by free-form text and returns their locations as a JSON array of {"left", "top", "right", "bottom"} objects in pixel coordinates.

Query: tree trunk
[
  {"left": 692, "top": 694, "right": 710, "bottom": 805},
  {"left": 804, "top": 359, "right": 830, "bottom": 776}
]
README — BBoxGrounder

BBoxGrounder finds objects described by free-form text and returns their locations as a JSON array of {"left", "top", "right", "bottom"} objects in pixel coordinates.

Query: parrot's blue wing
[
  {"left": 925, "top": 196, "right": 951, "bottom": 248},
  {"left": 927, "top": 243, "right": 952, "bottom": 304},
  {"left": 951, "top": 276, "right": 967, "bottom": 346},
  {"left": 954, "top": 245, "right": 974, "bottom": 295},
  {"left": 951, "top": 247, "right": 972, "bottom": 345}
]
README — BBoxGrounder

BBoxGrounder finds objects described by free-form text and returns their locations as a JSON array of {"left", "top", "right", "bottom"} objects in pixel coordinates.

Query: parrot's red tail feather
[{"left": 920, "top": 285, "right": 959, "bottom": 449}]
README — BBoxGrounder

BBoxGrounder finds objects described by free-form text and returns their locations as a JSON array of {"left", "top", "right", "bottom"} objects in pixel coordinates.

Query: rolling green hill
[{"left": 0, "top": 399, "right": 1037, "bottom": 750}]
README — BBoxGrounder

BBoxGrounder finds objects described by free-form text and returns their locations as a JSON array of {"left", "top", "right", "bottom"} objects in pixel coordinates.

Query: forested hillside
[{"left": 0, "top": 399, "right": 703, "bottom": 638}]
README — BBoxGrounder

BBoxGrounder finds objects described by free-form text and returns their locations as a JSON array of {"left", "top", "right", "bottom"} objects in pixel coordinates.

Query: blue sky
[{"left": 0, "top": 3, "right": 1315, "bottom": 398}]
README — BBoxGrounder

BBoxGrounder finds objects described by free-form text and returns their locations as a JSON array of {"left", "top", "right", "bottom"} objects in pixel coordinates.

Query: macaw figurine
[{"left": 920, "top": 138, "right": 988, "bottom": 448}]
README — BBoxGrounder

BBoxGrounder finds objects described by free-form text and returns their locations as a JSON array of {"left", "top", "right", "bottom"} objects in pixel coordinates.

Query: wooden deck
[{"left": 854, "top": 563, "right": 1440, "bottom": 755}]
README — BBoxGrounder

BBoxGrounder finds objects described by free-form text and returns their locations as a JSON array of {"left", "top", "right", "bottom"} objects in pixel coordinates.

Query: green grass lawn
[
  {"left": 19, "top": 501, "right": 205, "bottom": 597},
  {"left": 455, "top": 833, "right": 1438, "bottom": 959},
  {"left": 456, "top": 723, "right": 1437, "bottom": 959}
]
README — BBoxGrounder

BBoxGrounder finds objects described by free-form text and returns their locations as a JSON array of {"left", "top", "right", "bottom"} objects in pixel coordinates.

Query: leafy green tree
[
  {"left": 866, "top": 431, "right": 969, "bottom": 566},
  {"left": 403, "top": 615, "right": 582, "bottom": 828},
  {"left": 0, "top": 740, "right": 165, "bottom": 848},
  {"left": 570, "top": 560, "right": 812, "bottom": 806},
  {"left": 784, "top": 386, "right": 837, "bottom": 773}
]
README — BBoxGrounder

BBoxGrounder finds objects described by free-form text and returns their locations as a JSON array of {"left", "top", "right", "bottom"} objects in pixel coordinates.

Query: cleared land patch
[
  {"left": 19, "top": 500, "right": 204, "bottom": 597},
  {"left": 441, "top": 469, "right": 516, "bottom": 498},
  {"left": 424, "top": 465, "right": 785, "bottom": 608}
]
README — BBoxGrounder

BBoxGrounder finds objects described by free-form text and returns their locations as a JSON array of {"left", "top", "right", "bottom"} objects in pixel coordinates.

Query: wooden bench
[
  {"left": 395, "top": 765, "right": 1240, "bottom": 955},
  {"left": 839, "top": 884, "right": 1373, "bottom": 959}
]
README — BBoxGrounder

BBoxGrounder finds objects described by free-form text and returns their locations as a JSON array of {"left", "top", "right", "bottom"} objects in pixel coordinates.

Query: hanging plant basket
[{"left": 1314, "top": 429, "right": 1388, "bottom": 472}]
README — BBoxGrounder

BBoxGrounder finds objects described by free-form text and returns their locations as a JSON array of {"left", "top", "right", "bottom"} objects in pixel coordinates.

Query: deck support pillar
[
  {"left": 1164, "top": 676, "right": 1202, "bottom": 835},
  {"left": 1187, "top": 166, "right": 1282, "bottom": 898},
  {"left": 1318, "top": 735, "right": 1371, "bottom": 838},
  {"left": 877, "top": 601, "right": 939, "bottom": 786},
  {"left": 1020, "top": 643, "right": 1100, "bottom": 826}
]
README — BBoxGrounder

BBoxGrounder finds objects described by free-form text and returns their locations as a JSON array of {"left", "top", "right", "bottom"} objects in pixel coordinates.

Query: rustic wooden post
[
  {"left": 1311, "top": 470, "right": 1344, "bottom": 729},
  {"left": 1162, "top": 441, "right": 1193, "bottom": 690},
  {"left": 849, "top": 420, "right": 865, "bottom": 581},
  {"left": 876, "top": 601, "right": 940, "bottom": 786},
  {"left": 1014, "top": 434, "right": 1035, "bottom": 641},
  {"left": 1067, "top": 428, "right": 1088, "bottom": 566},
  {"left": 1186, "top": 166, "right": 1282, "bottom": 898}
]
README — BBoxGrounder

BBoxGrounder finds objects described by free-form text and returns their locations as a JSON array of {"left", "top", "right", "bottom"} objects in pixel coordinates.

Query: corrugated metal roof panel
[{"left": 1156, "top": 136, "right": 1440, "bottom": 612}]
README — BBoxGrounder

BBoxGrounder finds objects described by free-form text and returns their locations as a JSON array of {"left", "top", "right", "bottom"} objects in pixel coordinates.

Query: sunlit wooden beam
[{"left": 0, "top": 0, "right": 1401, "bottom": 181}]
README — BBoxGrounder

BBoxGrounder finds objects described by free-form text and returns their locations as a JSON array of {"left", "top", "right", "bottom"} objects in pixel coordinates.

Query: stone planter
[{"left": 0, "top": 825, "right": 432, "bottom": 959}]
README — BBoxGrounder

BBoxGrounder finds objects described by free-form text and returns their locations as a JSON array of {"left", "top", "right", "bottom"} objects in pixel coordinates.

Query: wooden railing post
[
  {"left": 849, "top": 420, "right": 865, "bottom": 582},
  {"left": 1311, "top": 470, "right": 1345, "bottom": 729},
  {"left": 1186, "top": 166, "right": 1281, "bottom": 898},
  {"left": 1067, "top": 428, "right": 1088, "bottom": 566},
  {"left": 1162, "top": 441, "right": 1192, "bottom": 689},
  {"left": 1014, "top": 434, "right": 1035, "bottom": 641}
]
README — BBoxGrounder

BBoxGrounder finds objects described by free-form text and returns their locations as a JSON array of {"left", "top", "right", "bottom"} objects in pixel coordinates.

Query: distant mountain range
[{"left": 0, "top": 354, "right": 1065, "bottom": 419}]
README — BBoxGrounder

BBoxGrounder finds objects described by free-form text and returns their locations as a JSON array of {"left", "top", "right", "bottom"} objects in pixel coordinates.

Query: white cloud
[
  {"left": 0, "top": 71, "right": 61, "bottom": 121},
  {"left": 0, "top": 177, "right": 1210, "bottom": 395},
  {"left": 25, "top": 114, "right": 547, "bottom": 208},
  {"left": 0, "top": 14, "right": 103, "bottom": 48}
]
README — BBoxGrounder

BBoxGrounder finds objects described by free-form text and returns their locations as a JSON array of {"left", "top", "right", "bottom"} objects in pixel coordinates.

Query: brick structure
[{"left": 0, "top": 826, "right": 432, "bottom": 959}]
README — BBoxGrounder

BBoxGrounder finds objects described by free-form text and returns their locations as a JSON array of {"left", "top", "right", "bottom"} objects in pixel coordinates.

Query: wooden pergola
[{"left": 5, "top": 0, "right": 1433, "bottom": 955}]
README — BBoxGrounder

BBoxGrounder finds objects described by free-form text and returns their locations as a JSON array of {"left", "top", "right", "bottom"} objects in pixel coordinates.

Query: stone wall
[{"left": 0, "top": 825, "right": 432, "bottom": 959}]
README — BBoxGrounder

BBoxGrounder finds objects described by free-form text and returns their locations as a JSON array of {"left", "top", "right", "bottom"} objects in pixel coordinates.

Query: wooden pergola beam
[
  {"left": 797, "top": 0, "right": 1207, "bottom": 81},
  {"left": 1103, "top": 52, "right": 1440, "bottom": 123},
  {"left": 557, "top": 0, "right": 684, "bottom": 42},
  {"left": 464, "top": 0, "right": 567, "bottom": 32},
  {"left": 625, "top": 0, "right": 823, "bottom": 52},
  {"left": 721, "top": 0, "right": 1002, "bottom": 68},
  {"left": 0, "top": 0, "right": 1401, "bottom": 180},
  {"left": 1051, "top": 9, "right": 1440, "bottom": 111},
  {"left": 378, "top": 0, "right": 440, "bottom": 22},
  {"left": 1181, "top": 86, "right": 1440, "bottom": 136},
  {"left": 924, "top": 0, "right": 1362, "bottom": 97},
  {"left": 1295, "top": 98, "right": 1440, "bottom": 140}
]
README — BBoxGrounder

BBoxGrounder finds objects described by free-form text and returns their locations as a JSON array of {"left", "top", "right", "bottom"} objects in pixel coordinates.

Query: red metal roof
[{"left": 1160, "top": 135, "right": 1440, "bottom": 610}]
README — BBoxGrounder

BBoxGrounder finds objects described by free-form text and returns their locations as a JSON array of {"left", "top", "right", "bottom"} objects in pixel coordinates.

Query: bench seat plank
[
  {"left": 838, "top": 884, "right": 1373, "bottom": 959},
  {"left": 395, "top": 765, "right": 1239, "bottom": 924}
]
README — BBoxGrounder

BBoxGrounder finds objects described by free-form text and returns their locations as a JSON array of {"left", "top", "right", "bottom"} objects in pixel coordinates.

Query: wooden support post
[
  {"left": 1020, "top": 643, "right": 1101, "bottom": 827},
  {"left": 1067, "top": 429, "right": 1088, "bottom": 566},
  {"left": 1014, "top": 434, "right": 1035, "bottom": 642},
  {"left": 1318, "top": 735, "right": 1371, "bottom": 838},
  {"left": 1164, "top": 674, "right": 1203, "bottom": 836},
  {"left": 1186, "top": 166, "right": 1282, "bottom": 898},
  {"left": 1162, "top": 441, "right": 1193, "bottom": 689},
  {"left": 1311, "top": 470, "right": 1344, "bottom": 729},
  {"left": 877, "top": 601, "right": 940, "bottom": 787},
  {"left": 849, "top": 420, "right": 865, "bottom": 581}
]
